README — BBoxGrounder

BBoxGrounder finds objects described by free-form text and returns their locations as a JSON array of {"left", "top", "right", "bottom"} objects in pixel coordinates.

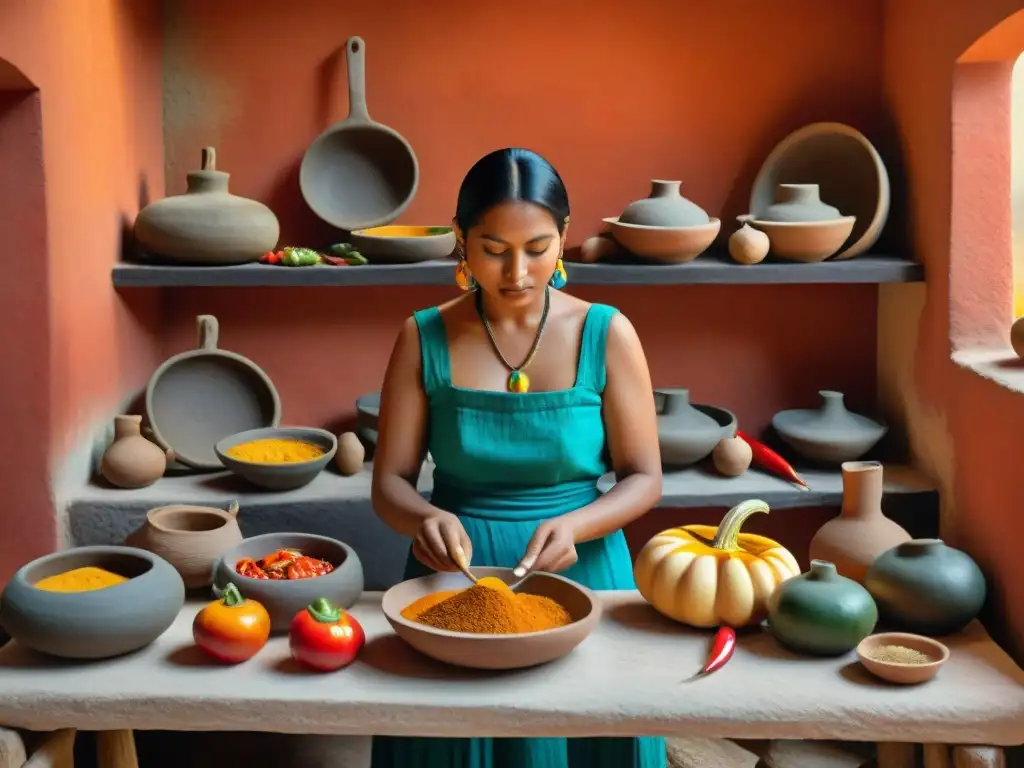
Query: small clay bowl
[
  {"left": 602, "top": 217, "right": 721, "bottom": 264},
  {"left": 215, "top": 426, "right": 337, "bottom": 491},
  {"left": 348, "top": 225, "right": 456, "bottom": 263},
  {"left": 0, "top": 546, "right": 185, "bottom": 659},
  {"left": 856, "top": 632, "right": 950, "bottom": 685},
  {"left": 212, "top": 532, "right": 364, "bottom": 633},
  {"left": 749, "top": 217, "right": 856, "bottom": 263},
  {"left": 381, "top": 566, "right": 601, "bottom": 670}
]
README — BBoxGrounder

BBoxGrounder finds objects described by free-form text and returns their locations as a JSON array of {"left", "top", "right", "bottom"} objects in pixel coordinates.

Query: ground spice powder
[
  {"left": 868, "top": 644, "right": 935, "bottom": 664},
  {"left": 402, "top": 581, "right": 573, "bottom": 635}
]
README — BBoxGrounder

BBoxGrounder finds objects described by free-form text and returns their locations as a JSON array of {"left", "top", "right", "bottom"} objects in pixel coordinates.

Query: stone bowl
[
  {"left": 349, "top": 225, "right": 456, "bottom": 263},
  {"left": 212, "top": 532, "right": 364, "bottom": 633},
  {"left": 215, "top": 426, "right": 337, "bottom": 491},
  {"left": 749, "top": 217, "right": 856, "bottom": 263},
  {"left": 381, "top": 567, "right": 601, "bottom": 670},
  {"left": 602, "top": 217, "right": 720, "bottom": 264},
  {"left": 0, "top": 546, "right": 185, "bottom": 659},
  {"left": 856, "top": 632, "right": 949, "bottom": 685}
]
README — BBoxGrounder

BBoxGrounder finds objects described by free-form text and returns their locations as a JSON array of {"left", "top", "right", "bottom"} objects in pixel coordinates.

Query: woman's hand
[
  {"left": 514, "top": 518, "right": 578, "bottom": 578},
  {"left": 411, "top": 511, "right": 473, "bottom": 573}
]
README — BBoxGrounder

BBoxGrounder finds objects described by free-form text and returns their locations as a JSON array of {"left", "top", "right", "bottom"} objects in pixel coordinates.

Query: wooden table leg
[
  {"left": 877, "top": 743, "right": 916, "bottom": 768},
  {"left": 95, "top": 730, "right": 139, "bottom": 768},
  {"left": 951, "top": 746, "right": 1006, "bottom": 768},
  {"left": 24, "top": 729, "right": 75, "bottom": 768},
  {"left": 923, "top": 744, "right": 951, "bottom": 768}
]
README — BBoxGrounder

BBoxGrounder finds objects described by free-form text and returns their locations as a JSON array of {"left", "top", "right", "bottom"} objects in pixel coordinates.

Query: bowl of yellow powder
[
  {"left": 381, "top": 567, "right": 602, "bottom": 670},
  {"left": 215, "top": 427, "right": 338, "bottom": 490},
  {"left": 856, "top": 631, "right": 950, "bottom": 685},
  {"left": 0, "top": 546, "right": 185, "bottom": 659}
]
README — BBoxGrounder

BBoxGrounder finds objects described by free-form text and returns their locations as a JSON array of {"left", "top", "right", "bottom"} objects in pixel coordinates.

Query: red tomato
[
  {"left": 192, "top": 583, "right": 271, "bottom": 664},
  {"left": 288, "top": 598, "right": 365, "bottom": 671}
]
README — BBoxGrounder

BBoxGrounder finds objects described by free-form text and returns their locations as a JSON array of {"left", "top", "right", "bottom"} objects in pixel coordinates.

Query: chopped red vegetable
[
  {"left": 736, "top": 430, "right": 808, "bottom": 490},
  {"left": 700, "top": 626, "right": 736, "bottom": 676},
  {"left": 236, "top": 549, "right": 334, "bottom": 581}
]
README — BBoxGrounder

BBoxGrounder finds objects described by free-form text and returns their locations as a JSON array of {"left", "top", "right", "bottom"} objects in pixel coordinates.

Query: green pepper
[
  {"left": 329, "top": 243, "right": 355, "bottom": 256},
  {"left": 343, "top": 251, "right": 368, "bottom": 266},
  {"left": 282, "top": 247, "right": 322, "bottom": 267},
  {"left": 424, "top": 226, "right": 453, "bottom": 236}
]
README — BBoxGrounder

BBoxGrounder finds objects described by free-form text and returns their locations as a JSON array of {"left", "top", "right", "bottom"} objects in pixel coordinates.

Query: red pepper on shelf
[
  {"left": 700, "top": 626, "right": 736, "bottom": 676},
  {"left": 736, "top": 430, "right": 808, "bottom": 490}
]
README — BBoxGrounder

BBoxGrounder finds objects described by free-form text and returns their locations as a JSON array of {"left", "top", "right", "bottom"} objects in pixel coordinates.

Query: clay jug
[
  {"left": 808, "top": 461, "right": 910, "bottom": 583},
  {"left": 134, "top": 146, "right": 280, "bottom": 265},
  {"left": 619, "top": 180, "right": 711, "bottom": 227},
  {"left": 126, "top": 502, "right": 243, "bottom": 589},
  {"left": 99, "top": 415, "right": 172, "bottom": 488},
  {"left": 760, "top": 183, "right": 843, "bottom": 223}
]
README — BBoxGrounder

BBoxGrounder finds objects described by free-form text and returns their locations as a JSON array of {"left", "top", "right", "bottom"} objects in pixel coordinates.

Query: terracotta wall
[
  {"left": 880, "top": 0, "right": 1024, "bottom": 658},
  {"left": 0, "top": 0, "right": 165, "bottom": 585},
  {"left": 159, "top": 0, "right": 886, "bottom": 435}
]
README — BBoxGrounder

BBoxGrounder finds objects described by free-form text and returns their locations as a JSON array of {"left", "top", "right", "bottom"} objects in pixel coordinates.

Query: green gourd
[
  {"left": 864, "top": 539, "right": 986, "bottom": 636},
  {"left": 767, "top": 560, "right": 878, "bottom": 656}
]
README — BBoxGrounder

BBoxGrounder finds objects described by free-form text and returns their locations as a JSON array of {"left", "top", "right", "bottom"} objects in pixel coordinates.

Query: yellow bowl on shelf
[{"left": 349, "top": 225, "right": 456, "bottom": 263}]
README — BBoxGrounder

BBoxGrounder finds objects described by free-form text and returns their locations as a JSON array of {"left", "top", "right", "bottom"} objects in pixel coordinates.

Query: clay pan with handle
[
  {"left": 145, "top": 315, "right": 281, "bottom": 471},
  {"left": 300, "top": 36, "right": 420, "bottom": 231}
]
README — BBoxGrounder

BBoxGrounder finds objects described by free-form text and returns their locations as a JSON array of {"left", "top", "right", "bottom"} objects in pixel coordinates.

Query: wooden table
[{"left": 0, "top": 593, "right": 1021, "bottom": 767}]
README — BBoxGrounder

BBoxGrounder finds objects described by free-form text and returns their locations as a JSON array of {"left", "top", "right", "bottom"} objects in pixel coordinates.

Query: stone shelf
[
  {"left": 111, "top": 254, "right": 924, "bottom": 288},
  {"left": 68, "top": 462, "right": 937, "bottom": 591},
  {"left": 0, "top": 594, "right": 1021, "bottom": 744}
]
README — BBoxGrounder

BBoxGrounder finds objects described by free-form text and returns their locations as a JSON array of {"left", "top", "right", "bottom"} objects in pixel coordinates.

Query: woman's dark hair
[{"left": 455, "top": 148, "right": 570, "bottom": 234}]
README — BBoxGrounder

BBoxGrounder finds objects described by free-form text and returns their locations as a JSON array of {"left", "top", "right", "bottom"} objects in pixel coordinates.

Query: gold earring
[{"left": 454, "top": 242, "right": 476, "bottom": 291}]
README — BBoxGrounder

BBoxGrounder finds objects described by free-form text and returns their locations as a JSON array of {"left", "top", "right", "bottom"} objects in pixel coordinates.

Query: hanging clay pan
[
  {"left": 145, "top": 315, "right": 281, "bottom": 470},
  {"left": 749, "top": 122, "right": 890, "bottom": 260}
]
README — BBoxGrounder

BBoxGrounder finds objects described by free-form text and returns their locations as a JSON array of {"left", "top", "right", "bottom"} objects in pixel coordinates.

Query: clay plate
[
  {"left": 856, "top": 632, "right": 949, "bottom": 685},
  {"left": 381, "top": 567, "right": 601, "bottom": 670}
]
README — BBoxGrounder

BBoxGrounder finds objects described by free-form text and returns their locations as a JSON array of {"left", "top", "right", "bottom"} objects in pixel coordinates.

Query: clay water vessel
[
  {"left": 618, "top": 180, "right": 711, "bottom": 227},
  {"left": 99, "top": 415, "right": 173, "bottom": 489},
  {"left": 126, "top": 502, "right": 243, "bottom": 589},
  {"left": 655, "top": 389, "right": 736, "bottom": 467},
  {"left": 772, "top": 390, "right": 886, "bottom": 464},
  {"left": 808, "top": 461, "right": 910, "bottom": 583},
  {"left": 759, "top": 184, "right": 843, "bottom": 222},
  {"left": 134, "top": 147, "right": 279, "bottom": 265}
]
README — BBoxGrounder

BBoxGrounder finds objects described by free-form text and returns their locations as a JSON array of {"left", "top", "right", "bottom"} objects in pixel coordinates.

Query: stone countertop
[{"left": 0, "top": 593, "right": 1020, "bottom": 745}]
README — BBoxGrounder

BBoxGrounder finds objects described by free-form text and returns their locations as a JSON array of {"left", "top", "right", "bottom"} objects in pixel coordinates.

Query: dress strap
[
  {"left": 575, "top": 303, "right": 619, "bottom": 393},
  {"left": 413, "top": 307, "right": 452, "bottom": 394}
]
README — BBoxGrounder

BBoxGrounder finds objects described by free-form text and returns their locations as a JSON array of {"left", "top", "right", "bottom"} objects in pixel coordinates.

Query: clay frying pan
[
  {"left": 145, "top": 315, "right": 281, "bottom": 471},
  {"left": 300, "top": 36, "right": 420, "bottom": 231}
]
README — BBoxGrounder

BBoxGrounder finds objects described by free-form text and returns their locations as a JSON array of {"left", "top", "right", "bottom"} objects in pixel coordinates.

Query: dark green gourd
[
  {"left": 767, "top": 560, "right": 878, "bottom": 656},
  {"left": 864, "top": 539, "right": 986, "bottom": 636}
]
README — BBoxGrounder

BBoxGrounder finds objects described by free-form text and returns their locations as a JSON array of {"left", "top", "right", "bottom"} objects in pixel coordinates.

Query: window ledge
[{"left": 952, "top": 347, "right": 1024, "bottom": 394}]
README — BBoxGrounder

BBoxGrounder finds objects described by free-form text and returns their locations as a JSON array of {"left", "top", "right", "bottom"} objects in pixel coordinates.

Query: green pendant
[{"left": 508, "top": 370, "right": 530, "bottom": 393}]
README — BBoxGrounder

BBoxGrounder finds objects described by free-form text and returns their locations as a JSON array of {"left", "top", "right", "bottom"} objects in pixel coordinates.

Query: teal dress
[{"left": 371, "top": 302, "right": 665, "bottom": 768}]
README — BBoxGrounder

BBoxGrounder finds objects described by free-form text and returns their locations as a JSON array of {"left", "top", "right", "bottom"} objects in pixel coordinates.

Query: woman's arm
[{"left": 561, "top": 311, "right": 663, "bottom": 542}]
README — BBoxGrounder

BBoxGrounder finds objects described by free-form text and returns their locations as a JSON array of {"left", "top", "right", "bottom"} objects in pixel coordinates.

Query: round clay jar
[
  {"left": 760, "top": 183, "right": 842, "bottom": 223},
  {"left": 728, "top": 224, "right": 770, "bottom": 265},
  {"left": 619, "top": 180, "right": 711, "bottom": 227}
]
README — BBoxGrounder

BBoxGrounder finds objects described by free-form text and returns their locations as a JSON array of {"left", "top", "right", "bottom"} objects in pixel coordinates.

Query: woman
[{"left": 371, "top": 147, "right": 665, "bottom": 768}]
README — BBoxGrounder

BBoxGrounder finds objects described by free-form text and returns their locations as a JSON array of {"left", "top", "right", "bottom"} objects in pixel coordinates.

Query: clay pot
[
  {"left": 772, "top": 390, "right": 887, "bottom": 465},
  {"left": 618, "top": 180, "right": 711, "bottom": 227},
  {"left": 335, "top": 432, "right": 365, "bottom": 476},
  {"left": 126, "top": 502, "right": 243, "bottom": 589},
  {"left": 134, "top": 147, "right": 280, "bottom": 265},
  {"left": 759, "top": 184, "right": 843, "bottom": 223},
  {"left": 655, "top": 389, "right": 736, "bottom": 467},
  {"left": 864, "top": 539, "right": 987, "bottom": 636},
  {"left": 727, "top": 222, "right": 769, "bottom": 265},
  {"left": 99, "top": 415, "right": 173, "bottom": 489},
  {"left": 808, "top": 461, "right": 910, "bottom": 582},
  {"left": 766, "top": 559, "right": 878, "bottom": 656}
]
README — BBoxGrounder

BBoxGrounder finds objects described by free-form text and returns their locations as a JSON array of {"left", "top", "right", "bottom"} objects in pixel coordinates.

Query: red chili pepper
[
  {"left": 736, "top": 430, "right": 808, "bottom": 490},
  {"left": 701, "top": 626, "right": 736, "bottom": 675}
]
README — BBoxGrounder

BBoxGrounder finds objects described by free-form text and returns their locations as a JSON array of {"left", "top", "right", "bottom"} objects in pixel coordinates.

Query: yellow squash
[{"left": 634, "top": 499, "right": 801, "bottom": 628}]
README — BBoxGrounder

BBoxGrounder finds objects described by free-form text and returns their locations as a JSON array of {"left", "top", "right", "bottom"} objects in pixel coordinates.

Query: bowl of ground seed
[
  {"left": 215, "top": 427, "right": 337, "bottom": 490},
  {"left": 381, "top": 567, "right": 601, "bottom": 670},
  {"left": 856, "top": 632, "right": 950, "bottom": 684}
]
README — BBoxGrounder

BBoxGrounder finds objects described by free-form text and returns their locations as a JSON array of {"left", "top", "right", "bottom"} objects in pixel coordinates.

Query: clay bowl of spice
[
  {"left": 0, "top": 546, "right": 185, "bottom": 659},
  {"left": 381, "top": 566, "right": 601, "bottom": 670},
  {"left": 856, "top": 632, "right": 950, "bottom": 684},
  {"left": 215, "top": 426, "right": 337, "bottom": 491},
  {"left": 212, "top": 532, "right": 364, "bottom": 633}
]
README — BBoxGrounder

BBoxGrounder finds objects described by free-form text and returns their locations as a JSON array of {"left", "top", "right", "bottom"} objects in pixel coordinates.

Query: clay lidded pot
[
  {"left": 134, "top": 146, "right": 280, "bottom": 265},
  {"left": 772, "top": 390, "right": 887, "bottom": 465},
  {"left": 808, "top": 461, "right": 910, "bottom": 583},
  {"left": 618, "top": 180, "right": 711, "bottom": 227},
  {"left": 126, "top": 502, "right": 243, "bottom": 589},
  {"left": 760, "top": 183, "right": 843, "bottom": 222},
  {"left": 99, "top": 415, "right": 173, "bottom": 489},
  {"left": 655, "top": 388, "right": 736, "bottom": 467}
]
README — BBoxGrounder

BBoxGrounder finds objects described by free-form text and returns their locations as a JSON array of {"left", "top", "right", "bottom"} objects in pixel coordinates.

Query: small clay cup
[
  {"left": 856, "top": 632, "right": 949, "bottom": 684},
  {"left": 125, "top": 502, "right": 243, "bottom": 588}
]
